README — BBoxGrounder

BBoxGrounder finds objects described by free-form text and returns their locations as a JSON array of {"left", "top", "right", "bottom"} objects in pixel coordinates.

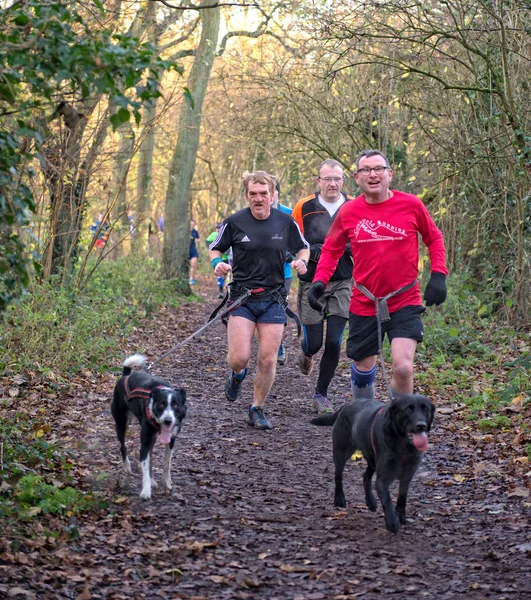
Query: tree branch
[{"left": 154, "top": 0, "right": 260, "bottom": 10}]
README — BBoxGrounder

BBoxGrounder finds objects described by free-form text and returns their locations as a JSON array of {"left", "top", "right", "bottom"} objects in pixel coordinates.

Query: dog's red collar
[
  {"left": 124, "top": 376, "right": 169, "bottom": 430},
  {"left": 144, "top": 402, "right": 160, "bottom": 430},
  {"left": 370, "top": 408, "right": 385, "bottom": 457}
]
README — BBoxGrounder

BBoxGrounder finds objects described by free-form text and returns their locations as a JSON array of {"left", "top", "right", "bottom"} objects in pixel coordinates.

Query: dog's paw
[
  {"left": 385, "top": 513, "right": 401, "bottom": 533},
  {"left": 397, "top": 511, "right": 407, "bottom": 525},
  {"left": 162, "top": 476, "right": 172, "bottom": 491},
  {"left": 334, "top": 494, "right": 346, "bottom": 508},
  {"left": 123, "top": 458, "right": 133, "bottom": 475},
  {"left": 139, "top": 489, "right": 152, "bottom": 500},
  {"left": 150, "top": 478, "right": 158, "bottom": 489}
]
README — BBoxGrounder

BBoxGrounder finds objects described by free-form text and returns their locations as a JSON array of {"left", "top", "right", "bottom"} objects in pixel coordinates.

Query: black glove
[
  {"left": 424, "top": 272, "right": 447, "bottom": 306},
  {"left": 309, "top": 244, "right": 323, "bottom": 262},
  {"left": 308, "top": 281, "right": 326, "bottom": 311}
]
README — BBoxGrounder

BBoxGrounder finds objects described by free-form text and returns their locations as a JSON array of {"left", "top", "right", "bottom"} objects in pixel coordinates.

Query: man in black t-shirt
[{"left": 209, "top": 171, "right": 309, "bottom": 430}]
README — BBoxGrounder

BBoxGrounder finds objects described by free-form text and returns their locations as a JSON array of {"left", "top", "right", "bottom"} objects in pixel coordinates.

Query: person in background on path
[
  {"left": 292, "top": 159, "right": 355, "bottom": 415},
  {"left": 272, "top": 178, "right": 293, "bottom": 366},
  {"left": 90, "top": 212, "right": 110, "bottom": 249},
  {"left": 309, "top": 149, "right": 447, "bottom": 399},
  {"left": 128, "top": 210, "right": 135, "bottom": 239},
  {"left": 189, "top": 219, "right": 199, "bottom": 285},
  {"left": 206, "top": 222, "right": 229, "bottom": 298},
  {"left": 209, "top": 170, "right": 309, "bottom": 430},
  {"left": 158, "top": 214, "right": 164, "bottom": 233}
]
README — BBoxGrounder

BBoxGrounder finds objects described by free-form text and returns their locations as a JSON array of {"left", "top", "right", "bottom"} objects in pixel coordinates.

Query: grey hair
[
  {"left": 242, "top": 170, "right": 276, "bottom": 194},
  {"left": 317, "top": 159, "right": 344, "bottom": 176}
]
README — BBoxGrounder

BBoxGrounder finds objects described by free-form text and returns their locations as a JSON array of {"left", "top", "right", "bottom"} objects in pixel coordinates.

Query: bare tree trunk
[
  {"left": 133, "top": 100, "right": 157, "bottom": 255},
  {"left": 43, "top": 116, "right": 86, "bottom": 280},
  {"left": 109, "top": 120, "right": 135, "bottom": 259},
  {"left": 162, "top": 0, "right": 220, "bottom": 284}
]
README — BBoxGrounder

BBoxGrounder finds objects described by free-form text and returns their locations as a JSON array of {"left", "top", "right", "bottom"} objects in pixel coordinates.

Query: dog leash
[
  {"left": 146, "top": 290, "right": 255, "bottom": 370},
  {"left": 375, "top": 298, "right": 395, "bottom": 402},
  {"left": 355, "top": 280, "right": 418, "bottom": 403},
  {"left": 370, "top": 407, "right": 385, "bottom": 455}
]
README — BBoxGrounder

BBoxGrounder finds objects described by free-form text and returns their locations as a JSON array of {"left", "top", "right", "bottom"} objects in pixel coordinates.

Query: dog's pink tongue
[
  {"left": 412, "top": 432, "right": 428, "bottom": 451},
  {"left": 157, "top": 426, "right": 173, "bottom": 445}
]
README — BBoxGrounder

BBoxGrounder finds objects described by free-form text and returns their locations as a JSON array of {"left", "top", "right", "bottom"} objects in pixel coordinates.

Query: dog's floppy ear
[
  {"left": 427, "top": 399, "right": 435, "bottom": 431},
  {"left": 177, "top": 389, "right": 186, "bottom": 406},
  {"left": 384, "top": 401, "right": 400, "bottom": 435},
  {"left": 416, "top": 394, "right": 435, "bottom": 431}
]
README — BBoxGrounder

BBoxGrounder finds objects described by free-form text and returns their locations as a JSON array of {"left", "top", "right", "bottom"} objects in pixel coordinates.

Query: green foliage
[
  {"left": 83, "top": 257, "right": 190, "bottom": 312},
  {"left": 0, "top": 413, "right": 71, "bottom": 482},
  {"left": 0, "top": 0, "right": 176, "bottom": 122},
  {"left": 0, "top": 256, "right": 189, "bottom": 378},
  {"left": 477, "top": 415, "right": 512, "bottom": 431},
  {"left": 3, "top": 475, "right": 106, "bottom": 518},
  {"left": 0, "top": 0, "right": 179, "bottom": 313},
  {"left": 0, "top": 413, "right": 107, "bottom": 518},
  {"left": 416, "top": 274, "right": 530, "bottom": 426},
  {"left": 501, "top": 354, "right": 531, "bottom": 403}
]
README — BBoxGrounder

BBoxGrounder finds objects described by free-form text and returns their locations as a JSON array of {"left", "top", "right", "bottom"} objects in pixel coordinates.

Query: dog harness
[{"left": 124, "top": 376, "right": 170, "bottom": 430}]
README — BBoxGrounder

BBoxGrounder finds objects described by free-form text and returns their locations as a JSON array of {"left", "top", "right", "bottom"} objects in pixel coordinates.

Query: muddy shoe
[
  {"left": 297, "top": 351, "right": 313, "bottom": 375},
  {"left": 224, "top": 369, "right": 247, "bottom": 401},
  {"left": 247, "top": 406, "right": 272, "bottom": 430},
  {"left": 312, "top": 393, "right": 333, "bottom": 415}
]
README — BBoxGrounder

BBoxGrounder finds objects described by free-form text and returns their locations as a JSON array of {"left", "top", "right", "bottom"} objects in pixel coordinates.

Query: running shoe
[
  {"left": 297, "top": 351, "right": 313, "bottom": 375},
  {"left": 218, "top": 292, "right": 224, "bottom": 298},
  {"left": 224, "top": 369, "right": 247, "bottom": 401},
  {"left": 247, "top": 406, "right": 272, "bottom": 430},
  {"left": 277, "top": 342, "right": 287, "bottom": 366},
  {"left": 312, "top": 393, "right": 333, "bottom": 415},
  {"left": 189, "top": 278, "right": 196, "bottom": 285}
]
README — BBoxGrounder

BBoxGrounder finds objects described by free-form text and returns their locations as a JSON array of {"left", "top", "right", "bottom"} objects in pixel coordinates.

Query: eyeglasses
[
  {"left": 318, "top": 177, "right": 343, "bottom": 182},
  {"left": 357, "top": 166, "right": 389, "bottom": 175}
]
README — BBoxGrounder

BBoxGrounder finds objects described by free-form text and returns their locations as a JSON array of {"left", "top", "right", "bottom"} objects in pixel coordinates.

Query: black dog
[
  {"left": 311, "top": 392, "right": 435, "bottom": 533},
  {"left": 111, "top": 354, "right": 187, "bottom": 500}
]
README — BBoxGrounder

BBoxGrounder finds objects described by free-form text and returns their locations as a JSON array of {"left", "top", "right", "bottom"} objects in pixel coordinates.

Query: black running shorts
[{"left": 346, "top": 305, "right": 426, "bottom": 361}]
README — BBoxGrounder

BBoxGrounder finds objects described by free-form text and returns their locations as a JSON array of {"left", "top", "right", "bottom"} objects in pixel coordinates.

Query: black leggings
[{"left": 301, "top": 315, "right": 347, "bottom": 397}]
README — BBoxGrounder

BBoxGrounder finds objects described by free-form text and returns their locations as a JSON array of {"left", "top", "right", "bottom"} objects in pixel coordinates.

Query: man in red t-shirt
[{"left": 309, "top": 149, "right": 448, "bottom": 399}]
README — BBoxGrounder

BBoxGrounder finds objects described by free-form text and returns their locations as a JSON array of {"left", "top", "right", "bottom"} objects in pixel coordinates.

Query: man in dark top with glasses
[
  {"left": 309, "top": 149, "right": 448, "bottom": 400},
  {"left": 293, "top": 159, "right": 354, "bottom": 415}
]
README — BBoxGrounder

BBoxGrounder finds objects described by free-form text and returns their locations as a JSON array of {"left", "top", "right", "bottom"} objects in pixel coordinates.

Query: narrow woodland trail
[{"left": 4, "top": 276, "right": 530, "bottom": 600}]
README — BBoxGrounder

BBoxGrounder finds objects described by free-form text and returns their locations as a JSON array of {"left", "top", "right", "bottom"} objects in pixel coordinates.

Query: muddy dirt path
[{"left": 3, "top": 277, "right": 530, "bottom": 599}]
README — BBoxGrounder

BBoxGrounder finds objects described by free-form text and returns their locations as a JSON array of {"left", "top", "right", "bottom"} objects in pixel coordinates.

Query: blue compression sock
[{"left": 351, "top": 363, "right": 376, "bottom": 388}]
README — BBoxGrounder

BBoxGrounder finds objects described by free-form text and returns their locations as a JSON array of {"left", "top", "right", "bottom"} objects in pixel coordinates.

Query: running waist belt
[
  {"left": 355, "top": 280, "right": 418, "bottom": 321},
  {"left": 209, "top": 283, "right": 302, "bottom": 336}
]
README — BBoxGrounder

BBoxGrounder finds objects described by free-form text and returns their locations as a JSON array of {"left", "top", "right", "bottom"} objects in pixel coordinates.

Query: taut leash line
[{"left": 146, "top": 290, "right": 253, "bottom": 370}]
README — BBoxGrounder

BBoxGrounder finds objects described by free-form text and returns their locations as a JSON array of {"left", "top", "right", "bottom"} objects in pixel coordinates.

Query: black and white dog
[{"left": 111, "top": 354, "right": 187, "bottom": 500}]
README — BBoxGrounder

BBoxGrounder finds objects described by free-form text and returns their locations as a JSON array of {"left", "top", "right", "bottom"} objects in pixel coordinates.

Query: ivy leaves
[{"left": 0, "top": 0, "right": 177, "bottom": 312}]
